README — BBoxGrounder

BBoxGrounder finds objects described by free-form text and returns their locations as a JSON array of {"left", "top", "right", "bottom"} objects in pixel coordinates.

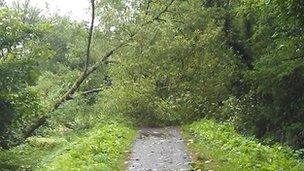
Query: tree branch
[
  {"left": 154, "top": 0, "right": 175, "bottom": 21},
  {"left": 143, "top": 0, "right": 176, "bottom": 26},
  {"left": 66, "top": 88, "right": 103, "bottom": 100},
  {"left": 84, "top": 0, "right": 95, "bottom": 71},
  {"left": 82, "top": 88, "right": 102, "bottom": 95},
  {"left": 23, "top": 0, "right": 177, "bottom": 140}
]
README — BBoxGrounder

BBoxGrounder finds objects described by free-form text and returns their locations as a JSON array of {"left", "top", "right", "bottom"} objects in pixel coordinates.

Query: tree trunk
[{"left": 22, "top": 0, "right": 176, "bottom": 140}]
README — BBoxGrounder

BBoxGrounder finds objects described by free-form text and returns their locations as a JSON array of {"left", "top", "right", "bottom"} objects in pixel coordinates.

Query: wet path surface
[{"left": 127, "top": 127, "right": 191, "bottom": 171}]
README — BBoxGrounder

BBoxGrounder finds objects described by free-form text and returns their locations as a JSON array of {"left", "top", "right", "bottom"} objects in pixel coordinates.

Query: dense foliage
[
  {"left": 0, "top": 6, "right": 54, "bottom": 147},
  {"left": 104, "top": 0, "right": 304, "bottom": 148},
  {"left": 0, "top": 0, "right": 304, "bottom": 170}
]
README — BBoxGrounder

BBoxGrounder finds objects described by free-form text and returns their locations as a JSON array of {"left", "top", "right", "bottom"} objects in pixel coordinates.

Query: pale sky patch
[{"left": 5, "top": 0, "right": 90, "bottom": 21}]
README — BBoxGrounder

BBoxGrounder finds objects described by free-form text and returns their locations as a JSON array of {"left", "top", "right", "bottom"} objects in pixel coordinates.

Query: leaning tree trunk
[
  {"left": 22, "top": 41, "right": 128, "bottom": 139},
  {"left": 22, "top": 0, "right": 176, "bottom": 140}
]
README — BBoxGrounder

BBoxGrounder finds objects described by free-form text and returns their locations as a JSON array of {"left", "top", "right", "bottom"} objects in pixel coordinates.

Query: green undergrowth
[
  {"left": 182, "top": 120, "right": 304, "bottom": 171},
  {"left": 0, "top": 117, "right": 137, "bottom": 171}
]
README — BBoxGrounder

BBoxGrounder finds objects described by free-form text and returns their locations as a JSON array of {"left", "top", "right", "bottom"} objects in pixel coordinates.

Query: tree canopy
[{"left": 0, "top": 0, "right": 304, "bottom": 169}]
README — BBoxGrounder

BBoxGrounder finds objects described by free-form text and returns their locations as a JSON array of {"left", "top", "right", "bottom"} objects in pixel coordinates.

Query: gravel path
[{"left": 127, "top": 127, "right": 191, "bottom": 171}]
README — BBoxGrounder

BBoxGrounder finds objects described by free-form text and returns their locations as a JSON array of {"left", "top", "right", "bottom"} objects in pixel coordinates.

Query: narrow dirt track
[{"left": 127, "top": 127, "right": 191, "bottom": 171}]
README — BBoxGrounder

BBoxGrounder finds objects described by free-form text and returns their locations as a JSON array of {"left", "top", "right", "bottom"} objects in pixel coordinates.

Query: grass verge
[
  {"left": 0, "top": 121, "right": 137, "bottom": 171},
  {"left": 182, "top": 119, "right": 304, "bottom": 171}
]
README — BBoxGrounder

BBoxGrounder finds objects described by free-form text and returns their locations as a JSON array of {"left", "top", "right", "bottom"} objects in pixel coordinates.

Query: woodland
[{"left": 0, "top": 0, "right": 304, "bottom": 170}]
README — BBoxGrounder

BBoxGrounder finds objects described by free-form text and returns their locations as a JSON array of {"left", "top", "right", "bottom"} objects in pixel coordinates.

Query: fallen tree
[{"left": 23, "top": 0, "right": 176, "bottom": 139}]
